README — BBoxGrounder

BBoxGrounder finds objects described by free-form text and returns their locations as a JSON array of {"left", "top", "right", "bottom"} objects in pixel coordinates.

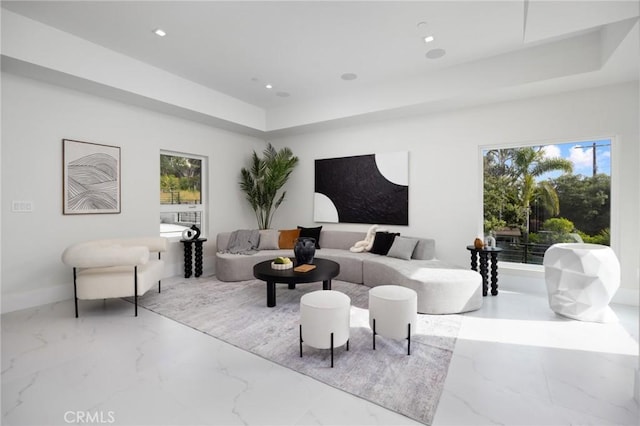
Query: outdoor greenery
[
  {"left": 160, "top": 154, "right": 202, "bottom": 204},
  {"left": 484, "top": 147, "right": 573, "bottom": 233},
  {"left": 484, "top": 146, "right": 610, "bottom": 263},
  {"left": 552, "top": 173, "right": 610, "bottom": 235},
  {"left": 240, "top": 143, "right": 299, "bottom": 229}
]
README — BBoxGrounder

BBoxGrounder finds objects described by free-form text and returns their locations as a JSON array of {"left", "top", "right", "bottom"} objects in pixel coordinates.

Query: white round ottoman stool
[
  {"left": 299, "top": 290, "right": 351, "bottom": 367},
  {"left": 543, "top": 243, "right": 620, "bottom": 323},
  {"left": 369, "top": 285, "right": 418, "bottom": 355}
]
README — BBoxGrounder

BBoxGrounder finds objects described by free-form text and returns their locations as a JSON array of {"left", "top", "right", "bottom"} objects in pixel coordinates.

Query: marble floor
[{"left": 2, "top": 277, "right": 638, "bottom": 426}]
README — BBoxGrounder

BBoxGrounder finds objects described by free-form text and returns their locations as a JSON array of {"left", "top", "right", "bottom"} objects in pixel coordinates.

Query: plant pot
[{"left": 294, "top": 237, "right": 316, "bottom": 264}]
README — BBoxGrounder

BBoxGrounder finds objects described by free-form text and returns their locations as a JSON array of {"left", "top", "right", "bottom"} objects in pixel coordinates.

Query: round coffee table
[{"left": 253, "top": 258, "right": 340, "bottom": 307}]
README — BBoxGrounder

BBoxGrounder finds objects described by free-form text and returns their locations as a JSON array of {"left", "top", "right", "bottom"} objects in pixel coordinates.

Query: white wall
[
  {"left": 2, "top": 72, "right": 638, "bottom": 313},
  {"left": 1, "top": 72, "right": 264, "bottom": 313},
  {"left": 268, "top": 81, "right": 640, "bottom": 304}
]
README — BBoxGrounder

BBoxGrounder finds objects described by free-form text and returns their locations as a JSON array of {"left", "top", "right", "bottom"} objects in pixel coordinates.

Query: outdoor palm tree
[
  {"left": 511, "top": 147, "right": 573, "bottom": 233},
  {"left": 240, "top": 143, "right": 299, "bottom": 229}
]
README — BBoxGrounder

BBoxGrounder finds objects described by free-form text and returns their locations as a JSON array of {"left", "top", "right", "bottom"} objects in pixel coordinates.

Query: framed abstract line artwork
[
  {"left": 63, "top": 139, "right": 121, "bottom": 214},
  {"left": 314, "top": 151, "right": 409, "bottom": 225}
]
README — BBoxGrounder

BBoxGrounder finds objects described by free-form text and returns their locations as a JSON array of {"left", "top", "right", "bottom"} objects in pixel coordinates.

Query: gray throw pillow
[
  {"left": 386, "top": 236, "right": 419, "bottom": 260},
  {"left": 258, "top": 229, "right": 280, "bottom": 250}
]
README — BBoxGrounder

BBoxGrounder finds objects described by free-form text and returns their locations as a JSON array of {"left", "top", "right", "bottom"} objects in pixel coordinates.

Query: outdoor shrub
[{"left": 542, "top": 218, "right": 575, "bottom": 234}]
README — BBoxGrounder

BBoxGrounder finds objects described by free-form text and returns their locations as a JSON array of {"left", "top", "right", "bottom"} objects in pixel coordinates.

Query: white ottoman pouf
[
  {"left": 543, "top": 243, "right": 620, "bottom": 323},
  {"left": 369, "top": 285, "right": 418, "bottom": 355},
  {"left": 299, "top": 290, "right": 351, "bottom": 367}
]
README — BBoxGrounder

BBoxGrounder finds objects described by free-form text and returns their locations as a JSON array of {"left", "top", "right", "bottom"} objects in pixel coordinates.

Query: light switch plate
[{"left": 12, "top": 201, "right": 33, "bottom": 212}]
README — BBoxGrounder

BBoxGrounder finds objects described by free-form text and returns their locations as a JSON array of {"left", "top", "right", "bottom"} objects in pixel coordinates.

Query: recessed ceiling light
[
  {"left": 153, "top": 28, "right": 166, "bottom": 37},
  {"left": 426, "top": 48, "right": 446, "bottom": 59},
  {"left": 265, "top": 84, "right": 273, "bottom": 89},
  {"left": 423, "top": 35, "right": 435, "bottom": 43},
  {"left": 341, "top": 73, "right": 358, "bottom": 81}
]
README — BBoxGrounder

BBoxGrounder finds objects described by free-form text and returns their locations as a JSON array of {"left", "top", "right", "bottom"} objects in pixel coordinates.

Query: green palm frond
[{"left": 239, "top": 143, "right": 298, "bottom": 229}]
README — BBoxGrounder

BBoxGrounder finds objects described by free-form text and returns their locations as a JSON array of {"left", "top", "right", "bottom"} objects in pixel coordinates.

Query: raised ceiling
[{"left": 2, "top": 1, "right": 639, "bottom": 133}]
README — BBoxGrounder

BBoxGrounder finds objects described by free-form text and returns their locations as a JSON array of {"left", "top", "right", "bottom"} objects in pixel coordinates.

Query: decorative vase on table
[
  {"left": 473, "top": 238, "right": 484, "bottom": 250},
  {"left": 485, "top": 231, "right": 496, "bottom": 249},
  {"left": 294, "top": 237, "right": 316, "bottom": 264},
  {"left": 181, "top": 228, "right": 196, "bottom": 241},
  {"left": 190, "top": 225, "right": 201, "bottom": 240}
]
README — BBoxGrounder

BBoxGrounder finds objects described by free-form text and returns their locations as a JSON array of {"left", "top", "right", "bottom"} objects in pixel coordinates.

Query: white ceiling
[{"left": 2, "top": 0, "right": 639, "bottom": 131}]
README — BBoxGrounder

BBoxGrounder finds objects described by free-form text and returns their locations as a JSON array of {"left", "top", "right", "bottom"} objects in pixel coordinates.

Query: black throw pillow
[
  {"left": 370, "top": 232, "right": 400, "bottom": 255},
  {"left": 297, "top": 226, "right": 322, "bottom": 249}
]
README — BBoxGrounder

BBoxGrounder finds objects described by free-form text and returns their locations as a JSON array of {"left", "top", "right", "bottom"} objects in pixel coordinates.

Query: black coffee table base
[
  {"left": 267, "top": 280, "right": 332, "bottom": 307},
  {"left": 253, "top": 258, "right": 340, "bottom": 308}
]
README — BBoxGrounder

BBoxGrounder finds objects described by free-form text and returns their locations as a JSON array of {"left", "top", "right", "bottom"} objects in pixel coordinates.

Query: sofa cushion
[
  {"left": 315, "top": 248, "right": 371, "bottom": 284},
  {"left": 411, "top": 238, "right": 436, "bottom": 260},
  {"left": 61, "top": 237, "right": 168, "bottom": 268},
  {"left": 319, "top": 230, "right": 366, "bottom": 250},
  {"left": 370, "top": 232, "right": 400, "bottom": 255},
  {"left": 362, "top": 256, "right": 482, "bottom": 314},
  {"left": 76, "top": 259, "right": 164, "bottom": 299},
  {"left": 258, "top": 229, "right": 280, "bottom": 250},
  {"left": 278, "top": 229, "right": 300, "bottom": 249},
  {"left": 216, "top": 249, "right": 293, "bottom": 281},
  {"left": 387, "top": 236, "right": 419, "bottom": 260},
  {"left": 297, "top": 225, "right": 322, "bottom": 248}
]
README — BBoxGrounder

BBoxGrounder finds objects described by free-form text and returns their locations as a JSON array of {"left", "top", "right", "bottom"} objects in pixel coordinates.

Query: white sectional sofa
[{"left": 216, "top": 230, "right": 482, "bottom": 314}]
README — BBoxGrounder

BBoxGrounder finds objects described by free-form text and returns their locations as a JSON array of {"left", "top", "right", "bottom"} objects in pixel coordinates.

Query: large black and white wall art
[{"left": 314, "top": 151, "right": 409, "bottom": 225}]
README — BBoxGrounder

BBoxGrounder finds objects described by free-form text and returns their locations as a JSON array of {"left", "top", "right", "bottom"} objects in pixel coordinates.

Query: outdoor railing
[
  {"left": 495, "top": 241, "right": 551, "bottom": 265},
  {"left": 160, "top": 191, "right": 201, "bottom": 205}
]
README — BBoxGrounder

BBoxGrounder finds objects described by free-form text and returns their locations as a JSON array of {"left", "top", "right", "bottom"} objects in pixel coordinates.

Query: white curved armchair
[{"left": 62, "top": 237, "right": 168, "bottom": 317}]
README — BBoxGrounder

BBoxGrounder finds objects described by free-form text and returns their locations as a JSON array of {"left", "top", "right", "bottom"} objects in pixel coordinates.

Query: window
[
  {"left": 483, "top": 139, "right": 611, "bottom": 265},
  {"left": 160, "top": 152, "right": 206, "bottom": 239}
]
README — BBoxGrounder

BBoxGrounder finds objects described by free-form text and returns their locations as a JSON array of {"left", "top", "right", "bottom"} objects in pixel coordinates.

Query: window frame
[
  {"left": 478, "top": 135, "right": 618, "bottom": 271},
  {"left": 160, "top": 150, "right": 208, "bottom": 241}
]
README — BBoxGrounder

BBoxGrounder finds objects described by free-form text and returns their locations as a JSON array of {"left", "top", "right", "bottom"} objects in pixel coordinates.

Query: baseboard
[
  {"left": 1, "top": 257, "right": 216, "bottom": 314},
  {"left": 497, "top": 267, "right": 639, "bottom": 306},
  {"left": 2, "top": 283, "right": 72, "bottom": 314},
  {"left": 611, "top": 287, "right": 639, "bottom": 306},
  {"left": 635, "top": 369, "right": 640, "bottom": 404}
]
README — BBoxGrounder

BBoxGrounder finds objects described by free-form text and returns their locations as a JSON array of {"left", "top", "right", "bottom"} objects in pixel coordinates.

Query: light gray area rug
[{"left": 136, "top": 277, "right": 462, "bottom": 425}]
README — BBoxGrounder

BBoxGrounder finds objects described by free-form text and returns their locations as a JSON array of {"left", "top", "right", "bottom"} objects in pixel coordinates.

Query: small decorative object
[
  {"left": 294, "top": 237, "right": 316, "bottom": 264},
  {"left": 473, "top": 238, "right": 484, "bottom": 250},
  {"left": 181, "top": 228, "right": 196, "bottom": 240},
  {"left": 294, "top": 264, "right": 316, "bottom": 273},
  {"left": 271, "top": 256, "right": 293, "bottom": 270},
  {"left": 190, "top": 225, "right": 201, "bottom": 240},
  {"left": 181, "top": 225, "right": 201, "bottom": 241},
  {"left": 485, "top": 232, "right": 496, "bottom": 249}
]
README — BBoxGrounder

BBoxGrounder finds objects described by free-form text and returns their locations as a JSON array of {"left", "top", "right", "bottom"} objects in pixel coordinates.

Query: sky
[{"left": 539, "top": 139, "right": 611, "bottom": 180}]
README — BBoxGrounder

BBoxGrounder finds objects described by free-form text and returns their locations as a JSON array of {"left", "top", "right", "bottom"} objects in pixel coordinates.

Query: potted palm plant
[{"left": 240, "top": 143, "right": 299, "bottom": 229}]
